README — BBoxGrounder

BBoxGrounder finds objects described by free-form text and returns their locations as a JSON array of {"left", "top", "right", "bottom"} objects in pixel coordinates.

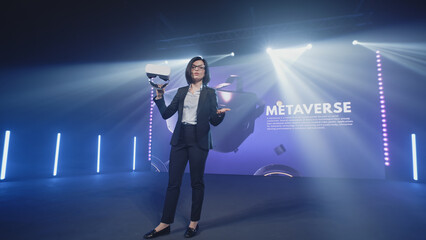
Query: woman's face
[{"left": 191, "top": 60, "right": 205, "bottom": 83}]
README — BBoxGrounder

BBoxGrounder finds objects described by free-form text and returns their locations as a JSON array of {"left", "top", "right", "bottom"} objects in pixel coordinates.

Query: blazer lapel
[
  {"left": 178, "top": 86, "right": 189, "bottom": 118},
  {"left": 197, "top": 87, "right": 207, "bottom": 116}
]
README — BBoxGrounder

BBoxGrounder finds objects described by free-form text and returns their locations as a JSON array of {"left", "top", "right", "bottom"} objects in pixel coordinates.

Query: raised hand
[
  {"left": 156, "top": 84, "right": 165, "bottom": 99},
  {"left": 217, "top": 108, "right": 231, "bottom": 115}
]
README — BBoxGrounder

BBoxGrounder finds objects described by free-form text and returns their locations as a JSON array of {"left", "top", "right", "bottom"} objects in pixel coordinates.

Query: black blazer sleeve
[
  {"left": 153, "top": 89, "right": 180, "bottom": 120},
  {"left": 208, "top": 89, "right": 225, "bottom": 126}
]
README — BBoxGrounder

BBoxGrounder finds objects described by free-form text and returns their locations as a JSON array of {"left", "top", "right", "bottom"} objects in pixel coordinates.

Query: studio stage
[{"left": 1, "top": 172, "right": 425, "bottom": 240}]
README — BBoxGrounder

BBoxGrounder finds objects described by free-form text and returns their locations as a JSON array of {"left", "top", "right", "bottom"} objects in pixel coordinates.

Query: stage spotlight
[
  {"left": 230, "top": 52, "right": 235, "bottom": 57},
  {"left": 306, "top": 44, "right": 312, "bottom": 49},
  {"left": 266, "top": 47, "right": 272, "bottom": 54},
  {"left": 352, "top": 40, "right": 359, "bottom": 45}
]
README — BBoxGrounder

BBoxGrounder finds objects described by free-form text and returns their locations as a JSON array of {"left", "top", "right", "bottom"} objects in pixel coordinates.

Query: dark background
[{"left": 0, "top": 0, "right": 425, "bottom": 181}]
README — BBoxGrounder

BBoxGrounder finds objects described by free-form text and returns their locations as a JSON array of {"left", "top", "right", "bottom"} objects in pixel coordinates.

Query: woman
[{"left": 144, "top": 56, "right": 230, "bottom": 239}]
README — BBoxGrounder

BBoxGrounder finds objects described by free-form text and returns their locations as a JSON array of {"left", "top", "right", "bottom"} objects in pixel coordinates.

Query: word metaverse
[{"left": 266, "top": 102, "right": 352, "bottom": 116}]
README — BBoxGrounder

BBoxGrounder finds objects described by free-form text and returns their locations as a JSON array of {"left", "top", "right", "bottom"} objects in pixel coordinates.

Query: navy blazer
[{"left": 154, "top": 85, "right": 225, "bottom": 150}]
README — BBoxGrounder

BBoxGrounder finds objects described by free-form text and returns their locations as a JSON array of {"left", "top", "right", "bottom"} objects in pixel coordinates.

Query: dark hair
[{"left": 185, "top": 56, "right": 210, "bottom": 85}]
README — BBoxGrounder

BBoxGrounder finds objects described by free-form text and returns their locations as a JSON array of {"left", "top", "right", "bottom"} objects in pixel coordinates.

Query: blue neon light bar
[
  {"left": 1, "top": 130, "right": 11, "bottom": 180},
  {"left": 133, "top": 136, "right": 136, "bottom": 171},
  {"left": 97, "top": 135, "right": 101, "bottom": 173},
  {"left": 53, "top": 133, "right": 61, "bottom": 176},
  {"left": 412, "top": 134, "right": 418, "bottom": 181}
]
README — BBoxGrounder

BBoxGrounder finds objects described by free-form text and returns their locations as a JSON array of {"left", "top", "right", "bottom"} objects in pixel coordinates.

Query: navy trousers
[{"left": 161, "top": 124, "right": 209, "bottom": 224}]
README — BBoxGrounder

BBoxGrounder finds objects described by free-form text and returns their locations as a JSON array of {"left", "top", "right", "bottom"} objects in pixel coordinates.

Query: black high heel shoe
[
  {"left": 184, "top": 224, "right": 199, "bottom": 238},
  {"left": 143, "top": 226, "right": 170, "bottom": 239}
]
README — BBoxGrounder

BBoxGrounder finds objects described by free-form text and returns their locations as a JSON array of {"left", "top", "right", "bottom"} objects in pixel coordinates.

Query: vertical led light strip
[
  {"left": 376, "top": 51, "right": 390, "bottom": 166},
  {"left": 97, "top": 135, "right": 101, "bottom": 173},
  {"left": 412, "top": 134, "right": 418, "bottom": 181},
  {"left": 148, "top": 88, "right": 154, "bottom": 162},
  {"left": 133, "top": 136, "right": 136, "bottom": 171},
  {"left": 53, "top": 133, "right": 61, "bottom": 176},
  {"left": 1, "top": 130, "right": 11, "bottom": 180}
]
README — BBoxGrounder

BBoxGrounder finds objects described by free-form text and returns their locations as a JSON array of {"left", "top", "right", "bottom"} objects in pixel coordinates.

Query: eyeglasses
[{"left": 191, "top": 65, "right": 205, "bottom": 70}]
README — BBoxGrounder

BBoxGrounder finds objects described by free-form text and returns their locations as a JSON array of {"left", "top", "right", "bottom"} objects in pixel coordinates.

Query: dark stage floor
[{"left": 1, "top": 172, "right": 425, "bottom": 240}]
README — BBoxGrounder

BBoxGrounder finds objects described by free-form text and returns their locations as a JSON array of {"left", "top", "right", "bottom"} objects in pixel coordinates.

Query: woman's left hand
[{"left": 217, "top": 108, "right": 231, "bottom": 114}]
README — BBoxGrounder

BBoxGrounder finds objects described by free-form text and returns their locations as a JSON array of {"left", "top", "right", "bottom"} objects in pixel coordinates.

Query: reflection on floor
[{"left": 1, "top": 172, "right": 425, "bottom": 240}]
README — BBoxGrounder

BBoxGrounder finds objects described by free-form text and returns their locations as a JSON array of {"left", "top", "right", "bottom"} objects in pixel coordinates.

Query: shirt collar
[{"left": 190, "top": 84, "right": 203, "bottom": 92}]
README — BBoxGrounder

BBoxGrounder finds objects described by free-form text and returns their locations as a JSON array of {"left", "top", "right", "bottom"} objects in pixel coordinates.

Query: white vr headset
[{"left": 145, "top": 64, "right": 171, "bottom": 89}]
